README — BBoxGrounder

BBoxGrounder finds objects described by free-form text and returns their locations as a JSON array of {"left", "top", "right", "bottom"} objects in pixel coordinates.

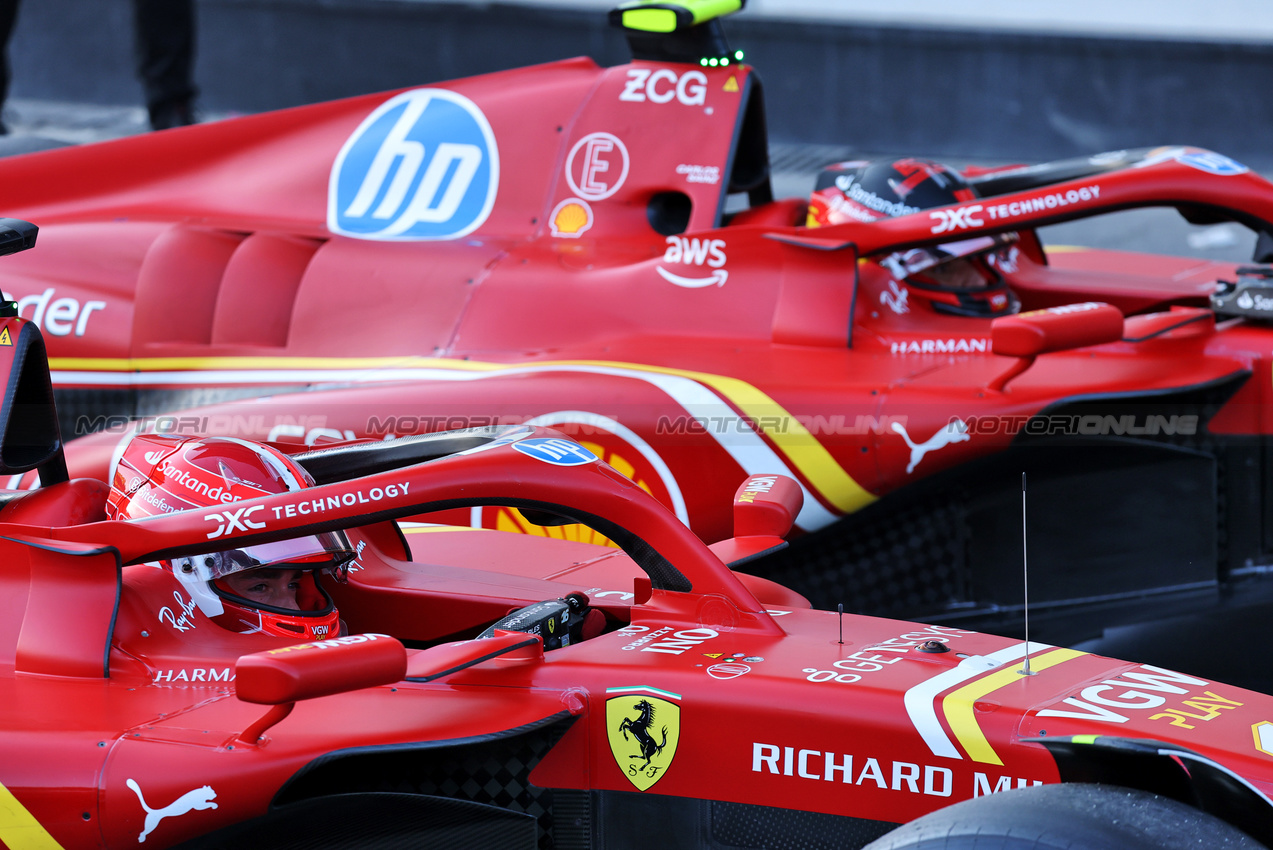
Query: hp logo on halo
[
  {"left": 512, "top": 438, "right": 598, "bottom": 466},
  {"left": 1178, "top": 149, "right": 1248, "bottom": 176},
  {"left": 328, "top": 88, "right": 499, "bottom": 240}
]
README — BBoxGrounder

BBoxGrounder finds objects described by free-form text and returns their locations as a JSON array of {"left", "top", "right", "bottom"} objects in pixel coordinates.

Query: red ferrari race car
[
  {"left": 3, "top": 2, "right": 1273, "bottom": 655},
  {"left": 1, "top": 280, "right": 1273, "bottom": 850}
]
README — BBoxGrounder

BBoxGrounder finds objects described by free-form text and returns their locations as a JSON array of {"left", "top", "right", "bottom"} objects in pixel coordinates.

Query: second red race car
[
  {"left": 0, "top": 256, "right": 1271, "bottom": 849},
  {"left": 2, "top": 1, "right": 1273, "bottom": 659}
]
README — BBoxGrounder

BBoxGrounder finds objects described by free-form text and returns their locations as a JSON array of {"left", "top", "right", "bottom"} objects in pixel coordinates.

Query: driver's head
[
  {"left": 221, "top": 567, "right": 307, "bottom": 610},
  {"left": 107, "top": 434, "right": 354, "bottom": 639},
  {"left": 807, "top": 157, "right": 1021, "bottom": 317}
]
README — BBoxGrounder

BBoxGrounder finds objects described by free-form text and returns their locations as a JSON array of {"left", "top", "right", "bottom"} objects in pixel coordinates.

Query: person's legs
[
  {"left": 0, "top": 0, "right": 21, "bottom": 133},
  {"left": 133, "top": 0, "right": 197, "bottom": 130}
]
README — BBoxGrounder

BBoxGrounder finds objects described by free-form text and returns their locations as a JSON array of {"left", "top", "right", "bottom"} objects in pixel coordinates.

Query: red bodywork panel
[
  {"left": 0, "top": 11, "right": 1270, "bottom": 842},
  {"left": 0, "top": 53, "right": 1263, "bottom": 545},
  {"left": 1, "top": 420, "right": 1272, "bottom": 847}
]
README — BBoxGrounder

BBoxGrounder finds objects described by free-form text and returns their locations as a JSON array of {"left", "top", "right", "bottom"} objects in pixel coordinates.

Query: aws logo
[
  {"left": 658, "top": 236, "right": 728, "bottom": 288},
  {"left": 329, "top": 88, "right": 499, "bottom": 241},
  {"left": 606, "top": 687, "right": 682, "bottom": 791}
]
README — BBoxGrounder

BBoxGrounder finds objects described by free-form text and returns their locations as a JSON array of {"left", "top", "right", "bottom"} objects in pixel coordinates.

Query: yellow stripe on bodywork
[
  {"left": 48, "top": 355, "right": 483, "bottom": 372},
  {"left": 606, "top": 365, "right": 875, "bottom": 514},
  {"left": 49, "top": 355, "right": 876, "bottom": 515},
  {"left": 0, "top": 780, "right": 62, "bottom": 849},
  {"left": 942, "top": 648, "right": 1086, "bottom": 765}
]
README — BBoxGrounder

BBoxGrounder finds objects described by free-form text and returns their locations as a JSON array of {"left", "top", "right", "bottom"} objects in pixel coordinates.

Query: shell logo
[{"left": 550, "top": 198, "right": 594, "bottom": 238}]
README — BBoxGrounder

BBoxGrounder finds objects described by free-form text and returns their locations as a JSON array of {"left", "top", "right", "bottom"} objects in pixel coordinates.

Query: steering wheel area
[{"left": 477, "top": 591, "right": 606, "bottom": 650}]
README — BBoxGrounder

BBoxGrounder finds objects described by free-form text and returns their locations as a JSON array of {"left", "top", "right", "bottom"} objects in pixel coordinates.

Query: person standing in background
[
  {"left": 0, "top": 0, "right": 16, "bottom": 134},
  {"left": 134, "top": 0, "right": 198, "bottom": 130},
  {"left": 0, "top": 0, "right": 198, "bottom": 133}
]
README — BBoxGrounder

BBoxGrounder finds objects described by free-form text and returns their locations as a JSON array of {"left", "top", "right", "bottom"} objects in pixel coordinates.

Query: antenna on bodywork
[{"left": 1018, "top": 472, "right": 1035, "bottom": 676}]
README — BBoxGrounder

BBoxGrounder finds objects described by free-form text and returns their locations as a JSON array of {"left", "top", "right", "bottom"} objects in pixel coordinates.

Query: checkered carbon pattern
[
  {"left": 277, "top": 714, "right": 581, "bottom": 850},
  {"left": 406, "top": 729, "right": 560, "bottom": 848},
  {"left": 712, "top": 800, "right": 897, "bottom": 849},
  {"left": 760, "top": 492, "right": 967, "bottom": 617}
]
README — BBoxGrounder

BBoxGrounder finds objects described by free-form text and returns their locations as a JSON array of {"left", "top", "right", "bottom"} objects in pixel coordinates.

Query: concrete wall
[{"left": 10, "top": 0, "right": 1273, "bottom": 167}]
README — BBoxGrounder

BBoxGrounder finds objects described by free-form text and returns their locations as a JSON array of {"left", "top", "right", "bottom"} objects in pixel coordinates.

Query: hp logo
[
  {"left": 512, "top": 438, "right": 598, "bottom": 467},
  {"left": 328, "top": 88, "right": 499, "bottom": 240},
  {"left": 1178, "top": 149, "right": 1247, "bottom": 176}
]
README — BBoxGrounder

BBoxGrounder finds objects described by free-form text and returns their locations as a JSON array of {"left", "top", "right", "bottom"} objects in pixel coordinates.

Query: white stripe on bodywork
[
  {"left": 904, "top": 641, "right": 1055, "bottom": 760},
  {"left": 59, "top": 363, "right": 838, "bottom": 530},
  {"left": 523, "top": 411, "right": 688, "bottom": 523}
]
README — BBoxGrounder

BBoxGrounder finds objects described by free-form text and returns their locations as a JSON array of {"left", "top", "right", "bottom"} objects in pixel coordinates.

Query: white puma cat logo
[
  {"left": 892, "top": 419, "right": 970, "bottom": 473},
  {"left": 126, "top": 778, "right": 218, "bottom": 843}
]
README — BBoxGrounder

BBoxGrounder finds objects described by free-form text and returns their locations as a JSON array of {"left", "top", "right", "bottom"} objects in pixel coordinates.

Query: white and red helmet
[{"left": 107, "top": 434, "right": 355, "bottom": 639}]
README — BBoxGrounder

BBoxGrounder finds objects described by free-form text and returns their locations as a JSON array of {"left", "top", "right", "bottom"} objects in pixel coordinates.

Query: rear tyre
[{"left": 862, "top": 783, "right": 1264, "bottom": 850}]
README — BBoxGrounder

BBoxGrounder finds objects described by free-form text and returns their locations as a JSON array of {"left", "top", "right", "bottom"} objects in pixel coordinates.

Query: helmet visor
[
  {"left": 881, "top": 233, "right": 1017, "bottom": 280},
  {"left": 197, "top": 530, "right": 356, "bottom": 581}
]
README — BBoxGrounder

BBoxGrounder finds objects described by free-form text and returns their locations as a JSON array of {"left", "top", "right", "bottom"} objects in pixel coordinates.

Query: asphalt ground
[{"left": 2, "top": 98, "right": 1259, "bottom": 267}]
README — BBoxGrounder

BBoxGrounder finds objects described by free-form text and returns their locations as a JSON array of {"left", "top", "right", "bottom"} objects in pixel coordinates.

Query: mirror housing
[
  {"left": 991, "top": 302, "right": 1125, "bottom": 358},
  {"left": 709, "top": 474, "right": 803, "bottom": 566},
  {"left": 0, "top": 315, "right": 67, "bottom": 483},
  {"left": 988, "top": 302, "right": 1124, "bottom": 391},
  {"left": 236, "top": 633, "right": 407, "bottom": 705}
]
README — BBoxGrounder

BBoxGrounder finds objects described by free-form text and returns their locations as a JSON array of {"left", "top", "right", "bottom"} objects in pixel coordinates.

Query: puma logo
[
  {"left": 892, "top": 419, "right": 970, "bottom": 473},
  {"left": 126, "top": 779, "right": 218, "bottom": 843}
]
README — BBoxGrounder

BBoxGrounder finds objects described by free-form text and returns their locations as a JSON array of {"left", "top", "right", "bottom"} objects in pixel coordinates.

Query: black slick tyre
[{"left": 862, "top": 783, "right": 1266, "bottom": 850}]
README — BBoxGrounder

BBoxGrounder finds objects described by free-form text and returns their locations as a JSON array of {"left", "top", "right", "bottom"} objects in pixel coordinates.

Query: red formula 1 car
[
  {"left": 4, "top": 2, "right": 1273, "bottom": 655},
  {"left": 2, "top": 292, "right": 1273, "bottom": 850}
]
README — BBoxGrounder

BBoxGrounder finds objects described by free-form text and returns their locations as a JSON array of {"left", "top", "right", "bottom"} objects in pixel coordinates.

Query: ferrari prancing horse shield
[{"left": 606, "top": 693, "right": 681, "bottom": 791}]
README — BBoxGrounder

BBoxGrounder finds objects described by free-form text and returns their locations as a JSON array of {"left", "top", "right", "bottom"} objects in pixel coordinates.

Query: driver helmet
[
  {"left": 106, "top": 434, "right": 355, "bottom": 639},
  {"left": 807, "top": 157, "right": 1021, "bottom": 317}
]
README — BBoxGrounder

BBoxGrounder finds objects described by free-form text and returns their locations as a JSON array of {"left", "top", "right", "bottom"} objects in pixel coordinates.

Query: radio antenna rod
[{"left": 1018, "top": 472, "right": 1035, "bottom": 676}]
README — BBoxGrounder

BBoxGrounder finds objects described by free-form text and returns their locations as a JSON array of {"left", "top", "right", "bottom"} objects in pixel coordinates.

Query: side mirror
[
  {"left": 732, "top": 473, "right": 803, "bottom": 538},
  {"left": 0, "top": 219, "right": 37, "bottom": 256},
  {"left": 988, "top": 302, "right": 1124, "bottom": 391},
  {"left": 708, "top": 474, "right": 804, "bottom": 567},
  {"left": 0, "top": 220, "right": 68, "bottom": 484},
  {"left": 234, "top": 633, "right": 407, "bottom": 744},
  {"left": 0, "top": 316, "right": 67, "bottom": 483},
  {"left": 236, "top": 633, "right": 406, "bottom": 705}
]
